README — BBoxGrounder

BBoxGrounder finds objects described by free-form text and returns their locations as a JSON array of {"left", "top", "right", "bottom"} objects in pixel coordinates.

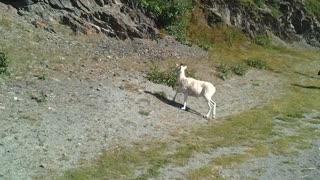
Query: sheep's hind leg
[
  {"left": 204, "top": 100, "right": 213, "bottom": 119},
  {"left": 210, "top": 99, "right": 216, "bottom": 119}
]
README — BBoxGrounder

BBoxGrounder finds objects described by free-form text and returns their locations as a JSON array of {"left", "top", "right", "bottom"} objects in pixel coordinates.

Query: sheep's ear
[
  {"left": 176, "top": 63, "right": 179, "bottom": 67},
  {"left": 184, "top": 65, "right": 187, "bottom": 69}
]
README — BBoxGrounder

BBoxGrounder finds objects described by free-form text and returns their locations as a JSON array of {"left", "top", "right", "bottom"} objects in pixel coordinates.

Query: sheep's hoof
[{"left": 181, "top": 107, "right": 186, "bottom": 111}]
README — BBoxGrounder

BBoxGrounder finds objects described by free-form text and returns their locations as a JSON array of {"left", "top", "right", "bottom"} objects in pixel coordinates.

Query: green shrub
[
  {"left": 0, "top": 52, "right": 9, "bottom": 75},
  {"left": 216, "top": 63, "right": 231, "bottom": 80},
  {"left": 246, "top": 58, "right": 269, "bottom": 70},
  {"left": 147, "top": 67, "right": 177, "bottom": 87},
  {"left": 254, "top": 34, "right": 272, "bottom": 48},
  {"left": 147, "top": 66, "right": 196, "bottom": 87},
  {"left": 232, "top": 63, "right": 248, "bottom": 76},
  {"left": 137, "top": 0, "right": 193, "bottom": 27}
]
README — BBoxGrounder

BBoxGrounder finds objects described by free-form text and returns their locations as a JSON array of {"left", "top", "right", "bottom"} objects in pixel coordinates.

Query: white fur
[{"left": 173, "top": 64, "right": 216, "bottom": 119}]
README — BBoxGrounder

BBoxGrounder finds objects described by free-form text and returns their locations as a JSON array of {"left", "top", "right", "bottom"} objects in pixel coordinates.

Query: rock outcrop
[
  {"left": 203, "top": 0, "right": 320, "bottom": 47},
  {"left": 1, "top": 0, "right": 319, "bottom": 47},
  {"left": 1, "top": 0, "right": 158, "bottom": 40}
]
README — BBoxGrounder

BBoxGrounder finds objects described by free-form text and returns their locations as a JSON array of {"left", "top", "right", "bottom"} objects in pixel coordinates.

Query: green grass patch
[
  {"left": 212, "top": 154, "right": 250, "bottom": 167},
  {"left": 0, "top": 15, "right": 12, "bottom": 30},
  {"left": 305, "top": 119, "right": 320, "bottom": 124},
  {"left": 58, "top": 143, "right": 168, "bottom": 180},
  {"left": 188, "top": 166, "right": 212, "bottom": 179},
  {"left": 246, "top": 143, "right": 270, "bottom": 157},
  {"left": 305, "top": 0, "right": 320, "bottom": 18}
]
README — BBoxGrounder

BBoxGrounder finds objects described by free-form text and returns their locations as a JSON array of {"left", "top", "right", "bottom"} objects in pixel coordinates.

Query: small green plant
[
  {"left": 246, "top": 58, "right": 269, "bottom": 70},
  {"left": 232, "top": 63, "right": 248, "bottom": 76},
  {"left": 216, "top": 63, "right": 231, "bottom": 80},
  {"left": 0, "top": 52, "right": 9, "bottom": 75},
  {"left": 254, "top": 34, "right": 272, "bottom": 48},
  {"left": 138, "top": 110, "right": 151, "bottom": 116}
]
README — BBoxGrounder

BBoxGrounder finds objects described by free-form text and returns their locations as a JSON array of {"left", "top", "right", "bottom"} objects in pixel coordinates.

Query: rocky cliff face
[
  {"left": 1, "top": 0, "right": 319, "bottom": 47},
  {"left": 203, "top": 0, "right": 320, "bottom": 47},
  {"left": 1, "top": 0, "right": 158, "bottom": 40}
]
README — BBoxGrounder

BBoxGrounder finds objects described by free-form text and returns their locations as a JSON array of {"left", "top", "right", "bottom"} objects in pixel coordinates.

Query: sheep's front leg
[
  {"left": 172, "top": 91, "right": 178, "bottom": 102},
  {"left": 181, "top": 93, "right": 188, "bottom": 110}
]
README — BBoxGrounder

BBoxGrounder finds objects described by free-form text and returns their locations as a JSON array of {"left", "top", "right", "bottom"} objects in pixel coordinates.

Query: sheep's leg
[
  {"left": 181, "top": 93, "right": 188, "bottom": 110},
  {"left": 172, "top": 91, "right": 178, "bottom": 102},
  {"left": 204, "top": 100, "right": 212, "bottom": 119},
  {"left": 210, "top": 99, "right": 216, "bottom": 119}
]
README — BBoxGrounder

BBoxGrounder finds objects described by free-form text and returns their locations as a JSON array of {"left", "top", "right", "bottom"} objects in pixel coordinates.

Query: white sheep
[{"left": 173, "top": 64, "right": 216, "bottom": 119}]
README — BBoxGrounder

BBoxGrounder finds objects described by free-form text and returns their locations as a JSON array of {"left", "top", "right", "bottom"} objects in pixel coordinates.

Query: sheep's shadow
[
  {"left": 294, "top": 71, "right": 320, "bottom": 79},
  {"left": 144, "top": 91, "right": 203, "bottom": 117},
  {"left": 292, "top": 84, "right": 320, "bottom": 90}
]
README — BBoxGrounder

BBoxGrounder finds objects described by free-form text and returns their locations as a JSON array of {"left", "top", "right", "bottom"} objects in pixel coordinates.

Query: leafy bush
[
  {"left": 246, "top": 58, "right": 269, "bottom": 70},
  {"left": 147, "top": 66, "right": 196, "bottom": 87},
  {"left": 232, "top": 63, "right": 248, "bottom": 76},
  {"left": 254, "top": 34, "right": 272, "bottom": 48},
  {"left": 137, "top": 0, "right": 193, "bottom": 27},
  {"left": 147, "top": 67, "right": 177, "bottom": 87},
  {"left": 0, "top": 52, "right": 9, "bottom": 75}
]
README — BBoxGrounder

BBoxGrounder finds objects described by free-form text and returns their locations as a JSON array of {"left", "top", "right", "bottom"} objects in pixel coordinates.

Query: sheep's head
[{"left": 175, "top": 64, "right": 187, "bottom": 77}]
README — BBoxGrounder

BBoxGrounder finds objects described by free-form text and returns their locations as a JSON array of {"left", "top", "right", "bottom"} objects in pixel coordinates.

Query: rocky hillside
[{"left": 1, "top": 0, "right": 320, "bottom": 46}]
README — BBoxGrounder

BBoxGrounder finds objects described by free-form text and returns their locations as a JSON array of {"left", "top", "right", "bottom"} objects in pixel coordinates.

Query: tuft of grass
[
  {"left": 212, "top": 154, "right": 250, "bottom": 167},
  {"left": 216, "top": 63, "right": 231, "bottom": 80},
  {"left": 170, "top": 143, "right": 201, "bottom": 165},
  {"left": 138, "top": 110, "right": 151, "bottom": 116},
  {"left": 246, "top": 58, "right": 269, "bottom": 70},
  {"left": 0, "top": 52, "right": 9, "bottom": 75},
  {"left": 232, "top": 63, "right": 248, "bottom": 76},
  {"left": 246, "top": 143, "right": 270, "bottom": 157}
]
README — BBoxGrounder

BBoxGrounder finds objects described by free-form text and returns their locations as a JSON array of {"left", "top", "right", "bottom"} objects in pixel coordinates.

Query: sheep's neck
[{"left": 178, "top": 70, "right": 186, "bottom": 80}]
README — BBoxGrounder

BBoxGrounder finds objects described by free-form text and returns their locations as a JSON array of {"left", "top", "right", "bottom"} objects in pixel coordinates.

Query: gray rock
[{"left": 7, "top": 0, "right": 158, "bottom": 40}]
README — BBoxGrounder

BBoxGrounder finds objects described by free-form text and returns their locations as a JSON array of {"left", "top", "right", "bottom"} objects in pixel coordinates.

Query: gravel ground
[{"left": 0, "top": 3, "right": 319, "bottom": 179}]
